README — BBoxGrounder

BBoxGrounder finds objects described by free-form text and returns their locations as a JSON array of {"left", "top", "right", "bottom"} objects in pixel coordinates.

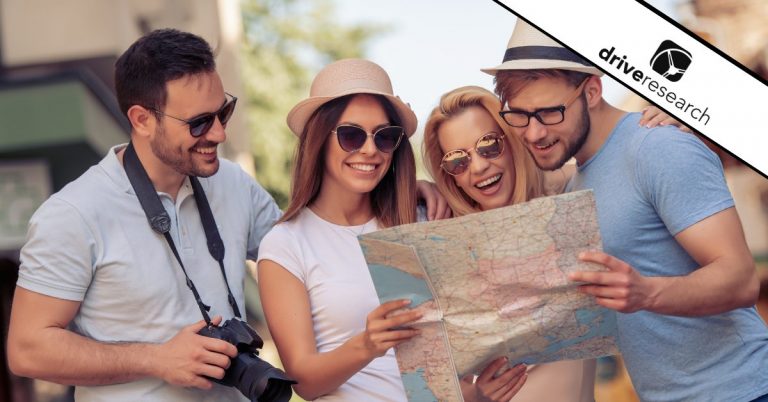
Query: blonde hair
[
  {"left": 281, "top": 94, "right": 417, "bottom": 227},
  {"left": 422, "top": 86, "right": 544, "bottom": 216}
]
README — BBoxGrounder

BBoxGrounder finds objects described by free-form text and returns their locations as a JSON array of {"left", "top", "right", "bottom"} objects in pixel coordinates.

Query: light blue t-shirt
[
  {"left": 18, "top": 144, "right": 282, "bottom": 402},
  {"left": 567, "top": 113, "right": 768, "bottom": 402}
]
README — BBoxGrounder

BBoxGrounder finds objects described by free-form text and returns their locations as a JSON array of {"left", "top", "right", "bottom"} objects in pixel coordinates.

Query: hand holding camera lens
[{"left": 197, "top": 317, "right": 295, "bottom": 402}]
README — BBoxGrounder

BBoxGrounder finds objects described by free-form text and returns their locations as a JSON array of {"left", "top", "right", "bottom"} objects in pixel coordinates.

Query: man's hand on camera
[{"left": 151, "top": 316, "right": 238, "bottom": 390}]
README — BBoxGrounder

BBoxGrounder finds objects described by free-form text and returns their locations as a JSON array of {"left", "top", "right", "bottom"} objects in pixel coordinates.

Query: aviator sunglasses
[
  {"left": 150, "top": 92, "right": 238, "bottom": 137},
  {"left": 440, "top": 132, "right": 506, "bottom": 176},
  {"left": 332, "top": 125, "right": 405, "bottom": 153}
]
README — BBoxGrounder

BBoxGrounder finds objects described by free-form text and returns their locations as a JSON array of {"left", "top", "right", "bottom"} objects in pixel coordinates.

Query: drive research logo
[
  {"left": 650, "top": 40, "right": 692, "bottom": 82},
  {"left": 599, "top": 45, "right": 711, "bottom": 125}
]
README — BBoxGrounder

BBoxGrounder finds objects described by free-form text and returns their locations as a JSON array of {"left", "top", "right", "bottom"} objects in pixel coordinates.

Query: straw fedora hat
[
  {"left": 286, "top": 59, "right": 417, "bottom": 137},
  {"left": 482, "top": 20, "right": 603, "bottom": 76}
]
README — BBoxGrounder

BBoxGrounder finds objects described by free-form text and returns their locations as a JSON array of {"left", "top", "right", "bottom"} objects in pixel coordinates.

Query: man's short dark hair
[{"left": 114, "top": 29, "right": 216, "bottom": 117}]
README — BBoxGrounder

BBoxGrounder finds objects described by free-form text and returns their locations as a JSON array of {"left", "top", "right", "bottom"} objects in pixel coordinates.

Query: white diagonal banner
[{"left": 493, "top": 0, "right": 768, "bottom": 177}]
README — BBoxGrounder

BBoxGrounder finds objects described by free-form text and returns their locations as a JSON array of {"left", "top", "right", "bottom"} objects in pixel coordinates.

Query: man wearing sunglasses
[
  {"left": 484, "top": 21, "right": 768, "bottom": 402},
  {"left": 6, "top": 29, "right": 282, "bottom": 402},
  {"left": 7, "top": 28, "right": 450, "bottom": 402}
]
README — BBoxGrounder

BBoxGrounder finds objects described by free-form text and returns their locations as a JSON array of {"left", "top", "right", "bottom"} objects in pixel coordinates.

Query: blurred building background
[
  {"left": 0, "top": 0, "right": 766, "bottom": 401},
  {"left": 0, "top": 1, "right": 254, "bottom": 400},
  {"left": 0, "top": 0, "right": 380, "bottom": 400}
]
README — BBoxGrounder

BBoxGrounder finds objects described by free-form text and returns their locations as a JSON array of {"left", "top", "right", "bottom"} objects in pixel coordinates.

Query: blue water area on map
[
  {"left": 368, "top": 263, "right": 434, "bottom": 307},
  {"left": 402, "top": 369, "right": 438, "bottom": 402},
  {"left": 518, "top": 307, "right": 617, "bottom": 363}
]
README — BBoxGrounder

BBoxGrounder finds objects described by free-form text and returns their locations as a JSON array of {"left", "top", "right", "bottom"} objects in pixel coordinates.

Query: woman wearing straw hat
[{"left": 256, "top": 59, "right": 527, "bottom": 402}]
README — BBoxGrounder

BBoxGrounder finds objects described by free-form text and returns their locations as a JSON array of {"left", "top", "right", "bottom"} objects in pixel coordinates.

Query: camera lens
[
  {"left": 253, "top": 372, "right": 294, "bottom": 402},
  {"left": 227, "top": 353, "right": 295, "bottom": 402},
  {"left": 197, "top": 319, "right": 296, "bottom": 402},
  {"left": 259, "top": 378, "right": 294, "bottom": 401}
]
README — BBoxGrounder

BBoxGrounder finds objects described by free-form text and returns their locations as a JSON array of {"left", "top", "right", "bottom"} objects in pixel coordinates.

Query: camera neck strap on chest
[{"left": 123, "top": 142, "right": 241, "bottom": 326}]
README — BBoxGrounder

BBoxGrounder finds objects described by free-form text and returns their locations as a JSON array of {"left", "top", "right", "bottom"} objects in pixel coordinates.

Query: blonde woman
[
  {"left": 423, "top": 85, "right": 683, "bottom": 402},
  {"left": 257, "top": 60, "right": 526, "bottom": 402}
]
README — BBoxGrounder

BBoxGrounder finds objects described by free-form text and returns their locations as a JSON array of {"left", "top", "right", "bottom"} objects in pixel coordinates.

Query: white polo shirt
[{"left": 18, "top": 144, "right": 281, "bottom": 402}]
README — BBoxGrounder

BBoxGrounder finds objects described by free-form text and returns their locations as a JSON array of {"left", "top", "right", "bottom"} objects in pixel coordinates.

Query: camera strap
[{"left": 123, "top": 142, "right": 242, "bottom": 326}]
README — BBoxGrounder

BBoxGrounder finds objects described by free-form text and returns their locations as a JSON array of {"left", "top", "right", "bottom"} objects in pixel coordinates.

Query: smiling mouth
[
  {"left": 534, "top": 139, "right": 559, "bottom": 150},
  {"left": 192, "top": 145, "right": 217, "bottom": 154},
  {"left": 349, "top": 163, "right": 377, "bottom": 172},
  {"left": 475, "top": 174, "right": 501, "bottom": 189}
]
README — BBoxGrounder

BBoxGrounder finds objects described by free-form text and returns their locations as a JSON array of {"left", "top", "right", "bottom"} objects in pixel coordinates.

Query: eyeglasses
[
  {"left": 499, "top": 79, "right": 587, "bottom": 128},
  {"left": 150, "top": 92, "right": 237, "bottom": 137},
  {"left": 332, "top": 125, "right": 404, "bottom": 153},
  {"left": 440, "top": 132, "right": 506, "bottom": 176}
]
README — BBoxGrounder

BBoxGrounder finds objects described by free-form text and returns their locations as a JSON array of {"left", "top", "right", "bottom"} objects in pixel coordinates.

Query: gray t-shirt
[
  {"left": 567, "top": 113, "right": 768, "bottom": 402},
  {"left": 18, "top": 145, "right": 281, "bottom": 401}
]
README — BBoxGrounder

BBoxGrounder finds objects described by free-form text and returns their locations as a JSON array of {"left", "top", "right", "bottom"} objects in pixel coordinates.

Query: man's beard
[
  {"left": 536, "top": 95, "right": 591, "bottom": 171},
  {"left": 150, "top": 125, "right": 219, "bottom": 178},
  {"left": 558, "top": 99, "right": 590, "bottom": 168}
]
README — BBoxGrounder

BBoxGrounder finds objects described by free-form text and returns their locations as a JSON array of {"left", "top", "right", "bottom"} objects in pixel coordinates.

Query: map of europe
[{"left": 359, "top": 190, "right": 618, "bottom": 401}]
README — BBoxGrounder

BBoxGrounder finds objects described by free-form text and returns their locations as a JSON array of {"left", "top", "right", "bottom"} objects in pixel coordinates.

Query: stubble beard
[
  {"left": 534, "top": 96, "right": 591, "bottom": 171},
  {"left": 150, "top": 124, "right": 219, "bottom": 178}
]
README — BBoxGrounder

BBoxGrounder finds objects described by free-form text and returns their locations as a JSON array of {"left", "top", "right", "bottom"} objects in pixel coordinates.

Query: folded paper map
[{"left": 359, "top": 190, "right": 618, "bottom": 401}]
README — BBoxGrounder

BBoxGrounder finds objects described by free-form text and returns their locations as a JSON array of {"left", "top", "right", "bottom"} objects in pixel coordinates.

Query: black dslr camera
[{"left": 198, "top": 318, "right": 295, "bottom": 402}]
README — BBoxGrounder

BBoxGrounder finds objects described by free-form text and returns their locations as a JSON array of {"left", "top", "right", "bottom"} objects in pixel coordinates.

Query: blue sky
[{"left": 334, "top": 0, "right": 678, "bottom": 138}]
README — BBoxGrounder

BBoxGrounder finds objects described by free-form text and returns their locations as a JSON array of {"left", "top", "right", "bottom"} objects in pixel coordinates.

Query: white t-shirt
[{"left": 257, "top": 208, "right": 407, "bottom": 402}]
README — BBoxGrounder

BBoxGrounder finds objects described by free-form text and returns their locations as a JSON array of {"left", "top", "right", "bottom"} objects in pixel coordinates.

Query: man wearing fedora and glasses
[{"left": 484, "top": 20, "right": 768, "bottom": 402}]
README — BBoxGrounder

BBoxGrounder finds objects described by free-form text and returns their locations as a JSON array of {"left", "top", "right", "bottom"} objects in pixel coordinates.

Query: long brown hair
[
  {"left": 422, "top": 86, "right": 544, "bottom": 216},
  {"left": 280, "top": 94, "right": 417, "bottom": 227}
]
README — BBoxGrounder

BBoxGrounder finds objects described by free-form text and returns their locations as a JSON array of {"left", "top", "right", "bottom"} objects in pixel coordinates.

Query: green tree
[{"left": 241, "top": 0, "right": 388, "bottom": 208}]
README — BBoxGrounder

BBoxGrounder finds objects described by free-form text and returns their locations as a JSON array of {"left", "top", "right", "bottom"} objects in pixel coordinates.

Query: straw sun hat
[
  {"left": 286, "top": 58, "right": 417, "bottom": 137},
  {"left": 482, "top": 20, "right": 602, "bottom": 76}
]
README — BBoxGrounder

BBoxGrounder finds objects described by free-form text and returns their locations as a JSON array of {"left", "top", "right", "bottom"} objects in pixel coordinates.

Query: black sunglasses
[
  {"left": 499, "top": 78, "right": 587, "bottom": 128},
  {"left": 332, "top": 125, "right": 404, "bottom": 153},
  {"left": 440, "top": 132, "right": 506, "bottom": 176},
  {"left": 150, "top": 92, "right": 237, "bottom": 137}
]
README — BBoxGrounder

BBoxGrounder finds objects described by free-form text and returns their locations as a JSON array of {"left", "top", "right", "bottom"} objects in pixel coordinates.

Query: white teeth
[
  {"left": 194, "top": 146, "right": 216, "bottom": 154},
  {"left": 350, "top": 163, "right": 376, "bottom": 172},
  {"left": 535, "top": 140, "right": 558, "bottom": 150},
  {"left": 476, "top": 174, "right": 501, "bottom": 189}
]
